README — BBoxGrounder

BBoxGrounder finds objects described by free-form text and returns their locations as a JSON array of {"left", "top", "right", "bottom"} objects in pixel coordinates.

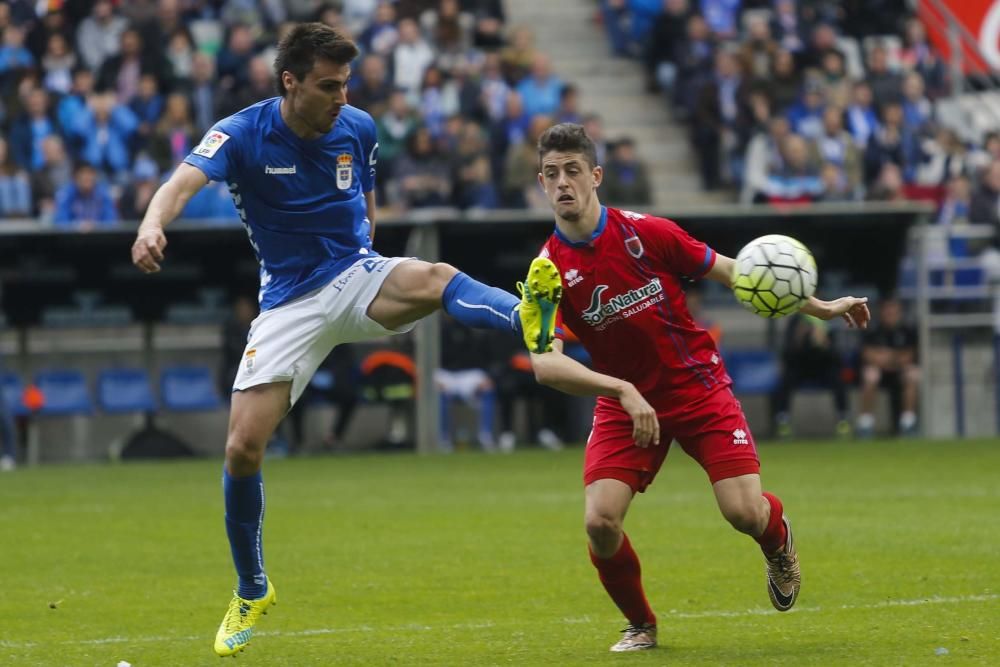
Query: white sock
[
  {"left": 899, "top": 411, "right": 916, "bottom": 429},
  {"left": 857, "top": 413, "right": 875, "bottom": 429}
]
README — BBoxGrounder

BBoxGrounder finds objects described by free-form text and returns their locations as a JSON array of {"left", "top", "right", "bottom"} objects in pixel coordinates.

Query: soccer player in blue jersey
[{"left": 130, "top": 23, "right": 561, "bottom": 657}]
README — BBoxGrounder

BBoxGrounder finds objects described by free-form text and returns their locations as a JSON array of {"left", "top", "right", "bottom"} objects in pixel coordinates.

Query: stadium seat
[
  {"left": 34, "top": 369, "right": 94, "bottom": 416},
  {"left": 0, "top": 371, "right": 29, "bottom": 417},
  {"left": 160, "top": 366, "right": 223, "bottom": 412},
  {"left": 726, "top": 349, "right": 780, "bottom": 395},
  {"left": 98, "top": 368, "right": 158, "bottom": 414}
]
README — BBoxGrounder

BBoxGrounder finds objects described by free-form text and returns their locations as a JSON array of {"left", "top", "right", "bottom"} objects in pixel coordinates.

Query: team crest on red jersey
[{"left": 624, "top": 235, "right": 644, "bottom": 258}]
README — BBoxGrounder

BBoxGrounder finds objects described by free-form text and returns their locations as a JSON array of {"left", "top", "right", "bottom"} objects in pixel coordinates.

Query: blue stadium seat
[
  {"left": 98, "top": 368, "right": 157, "bottom": 414},
  {"left": 0, "top": 371, "right": 28, "bottom": 416},
  {"left": 725, "top": 349, "right": 780, "bottom": 395},
  {"left": 160, "top": 366, "right": 222, "bottom": 412},
  {"left": 34, "top": 370, "right": 93, "bottom": 416}
]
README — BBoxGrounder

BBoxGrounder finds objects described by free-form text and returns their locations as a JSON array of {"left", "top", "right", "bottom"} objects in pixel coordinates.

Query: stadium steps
[{"left": 504, "top": 0, "right": 718, "bottom": 209}]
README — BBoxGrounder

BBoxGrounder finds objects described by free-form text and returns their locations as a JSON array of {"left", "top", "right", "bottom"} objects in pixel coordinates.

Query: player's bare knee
[
  {"left": 722, "top": 503, "right": 764, "bottom": 536},
  {"left": 585, "top": 511, "right": 622, "bottom": 549},
  {"left": 225, "top": 436, "right": 265, "bottom": 475},
  {"left": 861, "top": 365, "right": 881, "bottom": 387},
  {"left": 429, "top": 262, "right": 459, "bottom": 293},
  {"left": 903, "top": 364, "right": 921, "bottom": 385}
]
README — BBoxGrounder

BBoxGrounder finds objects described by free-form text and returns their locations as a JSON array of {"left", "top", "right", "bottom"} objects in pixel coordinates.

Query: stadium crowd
[
  {"left": 600, "top": 0, "right": 1000, "bottom": 218},
  {"left": 0, "top": 0, "right": 650, "bottom": 227}
]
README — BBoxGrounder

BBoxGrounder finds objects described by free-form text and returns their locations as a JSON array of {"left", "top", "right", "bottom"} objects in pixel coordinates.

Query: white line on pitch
[{"left": 1, "top": 593, "right": 996, "bottom": 650}]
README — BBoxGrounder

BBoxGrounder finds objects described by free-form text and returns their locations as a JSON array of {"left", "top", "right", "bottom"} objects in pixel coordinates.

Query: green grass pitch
[{"left": 1, "top": 438, "right": 998, "bottom": 666}]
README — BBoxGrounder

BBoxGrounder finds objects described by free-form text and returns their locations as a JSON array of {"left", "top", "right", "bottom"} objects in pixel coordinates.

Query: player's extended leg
[
  {"left": 214, "top": 382, "right": 288, "bottom": 657},
  {"left": 585, "top": 479, "right": 658, "bottom": 652},
  {"left": 713, "top": 473, "right": 800, "bottom": 611}
]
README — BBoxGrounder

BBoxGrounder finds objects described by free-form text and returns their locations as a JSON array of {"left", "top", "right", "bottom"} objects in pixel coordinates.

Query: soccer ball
[{"left": 731, "top": 234, "right": 817, "bottom": 318}]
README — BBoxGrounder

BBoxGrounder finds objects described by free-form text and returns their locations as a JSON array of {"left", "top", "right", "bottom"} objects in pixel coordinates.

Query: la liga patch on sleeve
[{"left": 193, "top": 130, "right": 231, "bottom": 158}]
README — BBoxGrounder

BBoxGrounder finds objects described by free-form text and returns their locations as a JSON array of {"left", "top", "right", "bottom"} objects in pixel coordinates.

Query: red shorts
[{"left": 583, "top": 387, "right": 760, "bottom": 492}]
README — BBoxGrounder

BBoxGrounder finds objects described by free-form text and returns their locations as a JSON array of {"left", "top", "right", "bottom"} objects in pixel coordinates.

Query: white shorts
[
  {"left": 435, "top": 368, "right": 493, "bottom": 402},
  {"left": 233, "top": 256, "right": 416, "bottom": 406}
]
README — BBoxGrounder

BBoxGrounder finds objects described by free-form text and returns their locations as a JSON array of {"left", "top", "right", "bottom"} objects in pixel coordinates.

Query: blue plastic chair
[
  {"left": 98, "top": 368, "right": 157, "bottom": 414},
  {"left": 34, "top": 370, "right": 93, "bottom": 416},
  {"left": 0, "top": 371, "right": 28, "bottom": 416},
  {"left": 725, "top": 349, "right": 781, "bottom": 395},
  {"left": 160, "top": 366, "right": 222, "bottom": 412}
]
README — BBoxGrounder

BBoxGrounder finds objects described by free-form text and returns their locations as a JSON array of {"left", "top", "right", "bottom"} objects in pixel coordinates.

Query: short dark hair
[
  {"left": 273, "top": 23, "right": 359, "bottom": 96},
  {"left": 537, "top": 123, "right": 598, "bottom": 169}
]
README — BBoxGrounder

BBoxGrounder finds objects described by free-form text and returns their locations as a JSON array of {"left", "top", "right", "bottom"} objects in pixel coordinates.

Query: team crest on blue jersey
[
  {"left": 624, "top": 235, "right": 644, "bottom": 258},
  {"left": 336, "top": 153, "right": 353, "bottom": 190}
]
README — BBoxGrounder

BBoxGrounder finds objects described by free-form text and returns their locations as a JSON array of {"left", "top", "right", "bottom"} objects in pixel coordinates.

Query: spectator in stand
[
  {"left": 599, "top": 0, "right": 631, "bottom": 57},
  {"left": 0, "top": 137, "right": 32, "bottom": 218},
  {"left": 422, "top": 0, "right": 474, "bottom": 72},
  {"left": 40, "top": 33, "right": 76, "bottom": 96},
  {"left": 672, "top": 13, "right": 715, "bottom": 120},
  {"left": 215, "top": 23, "right": 257, "bottom": 97},
  {"left": 75, "top": 0, "right": 128, "bottom": 72},
  {"left": 916, "top": 128, "right": 973, "bottom": 188},
  {"left": 866, "top": 161, "right": 906, "bottom": 202},
  {"left": 857, "top": 296, "right": 919, "bottom": 437},
  {"left": 489, "top": 90, "right": 529, "bottom": 185},
  {"left": 148, "top": 92, "right": 197, "bottom": 174},
  {"left": 96, "top": 27, "right": 172, "bottom": 104},
  {"left": 186, "top": 52, "right": 219, "bottom": 135},
  {"left": 129, "top": 73, "right": 165, "bottom": 152},
  {"left": 219, "top": 55, "right": 276, "bottom": 118},
  {"left": 772, "top": 313, "right": 851, "bottom": 439},
  {"left": 350, "top": 54, "right": 392, "bottom": 117},
  {"left": 468, "top": 0, "right": 506, "bottom": 50},
  {"left": 817, "top": 161, "right": 853, "bottom": 201},
  {"left": 504, "top": 114, "right": 553, "bottom": 209},
  {"left": 419, "top": 65, "right": 460, "bottom": 138},
  {"left": 555, "top": 84, "right": 583, "bottom": 125},
  {"left": 799, "top": 22, "right": 839, "bottom": 72},
  {"left": 76, "top": 92, "right": 139, "bottom": 181},
  {"left": 814, "top": 106, "right": 861, "bottom": 195},
  {"left": 692, "top": 49, "right": 749, "bottom": 189},
  {"left": 742, "top": 107, "right": 789, "bottom": 203},
  {"left": 845, "top": 80, "right": 879, "bottom": 149},
  {"left": 26, "top": 8, "right": 72, "bottom": 62},
  {"left": 768, "top": 48, "right": 801, "bottom": 113},
  {"left": 394, "top": 125, "right": 453, "bottom": 208},
  {"left": 865, "top": 44, "right": 903, "bottom": 109},
  {"left": 500, "top": 25, "right": 536, "bottom": 83},
  {"left": 818, "top": 49, "right": 850, "bottom": 110},
  {"left": 165, "top": 28, "right": 196, "bottom": 84},
  {"left": 8, "top": 86, "right": 59, "bottom": 171},
  {"left": 53, "top": 162, "right": 117, "bottom": 229},
  {"left": 56, "top": 67, "right": 95, "bottom": 152},
  {"left": 600, "top": 137, "right": 653, "bottom": 206},
  {"left": 900, "top": 71, "right": 932, "bottom": 135},
  {"left": 0, "top": 25, "right": 36, "bottom": 78},
  {"left": 969, "top": 160, "right": 1000, "bottom": 228},
  {"left": 765, "top": 133, "right": 823, "bottom": 203},
  {"left": 900, "top": 16, "right": 945, "bottom": 97},
  {"left": 479, "top": 51, "right": 511, "bottom": 124},
  {"left": 375, "top": 89, "right": 419, "bottom": 192},
  {"left": 771, "top": 0, "right": 807, "bottom": 53},
  {"left": 936, "top": 174, "right": 971, "bottom": 227},
  {"left": 739, "top": 12, "right": 779, "bottom": 81},
  {"left": 393, "top": 18, "right": 435, "bottom": 104},
  {"left": 644, "top": 0, "right": 693, "bottom": 93},
  {"left": 583, "top": 113, "right": 610, "bottom": 167},
  {"left": 29, "top": 135, "right": 72, "bottom": 218},
  {"left": 699, "top": 0, "right": 741, "bottom": 40},
  {"left": 865, "top": 100, "right": 921, "bottom": 184},
  {"left": 359, "top": 2, "right": 400, "bottom": 57},
  {"left": 786, "top": 79, "right": 825, "bottom": 140},
  {"left": 118, "top": 156, "right": 160, "bottom": 221},
  {"left": 452, "top": 120, "right": 499, "bottom": 209},
  {"left": 516, "top": 53, "right": 563, "bottom": 119}
]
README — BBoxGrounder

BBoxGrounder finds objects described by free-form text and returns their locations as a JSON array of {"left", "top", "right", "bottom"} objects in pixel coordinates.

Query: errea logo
[
  {"left": 733, "top": 428, "right": 749, "bottom": 445},
  {"left": 564, "top": 269, "right": 583, "bottom": 287},
  {"left": 265, "top": 164, "right": 297, "bottom": 175}
]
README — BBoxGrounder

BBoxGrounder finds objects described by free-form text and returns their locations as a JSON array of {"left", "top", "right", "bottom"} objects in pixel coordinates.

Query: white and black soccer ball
[{"left": 731, "top": 234, "right": 817, "bottom": 318}]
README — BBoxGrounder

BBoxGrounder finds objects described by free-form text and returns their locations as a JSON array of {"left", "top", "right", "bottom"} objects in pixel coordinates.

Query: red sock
[
  {"left": 755, "top": 492, "right": 788, "bottom": 554},
  {"left": 588, "top": 533, "right": 656, "bottom": 627}
]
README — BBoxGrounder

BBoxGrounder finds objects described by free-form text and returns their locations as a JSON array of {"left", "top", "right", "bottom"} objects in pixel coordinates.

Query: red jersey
[{"left": 543, "top": 206, "right": 731, "bottom": 411}]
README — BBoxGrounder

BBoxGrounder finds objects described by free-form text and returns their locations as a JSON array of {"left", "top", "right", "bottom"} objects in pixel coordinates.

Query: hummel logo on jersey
[
  {"left": 564, "top": 269, "right": 583, "bottom": 287},
  {"left": 582, "top": 279, "right": 664, "bottom": 329},
  {"left": 733, "top": 428, "right": 749, "bottom": 445},
  {"left": 265, "top": 164, "right": 297, "bottom": 175}
]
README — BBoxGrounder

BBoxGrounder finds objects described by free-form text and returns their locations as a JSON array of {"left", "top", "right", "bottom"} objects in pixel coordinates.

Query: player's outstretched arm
[
  {"left": 131, "top": 163, "right": 209, "bottom": 273},
  {"left": 707, "top": 253, "right": 870, "bottom": 328},
  {"left": 530, "top": 340, "right": 660, "bottom": 447}
]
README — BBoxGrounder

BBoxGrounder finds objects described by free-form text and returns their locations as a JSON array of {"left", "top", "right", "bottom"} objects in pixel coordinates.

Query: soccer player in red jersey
[{"left": 520, "top": 123, "right": 871, "bottom": 652}]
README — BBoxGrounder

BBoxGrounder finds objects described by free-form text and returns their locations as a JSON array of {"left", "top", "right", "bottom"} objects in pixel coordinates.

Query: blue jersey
[{"left": 184, "top": 98, "right": 379, "bottom": 310}]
